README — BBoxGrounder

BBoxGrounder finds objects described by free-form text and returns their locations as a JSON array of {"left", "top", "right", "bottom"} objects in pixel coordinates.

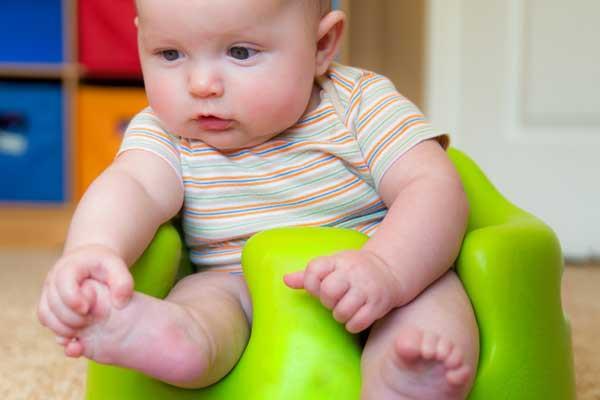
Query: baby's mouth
[{"left": 196, "top": 115, "right": 233, "bottom": 131}]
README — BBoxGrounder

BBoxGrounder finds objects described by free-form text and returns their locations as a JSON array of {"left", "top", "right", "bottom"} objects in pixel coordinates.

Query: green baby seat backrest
[
  {"left": 448, "top": 149, "right": 575, "bottom": 399},
  {"left": 86, "top": 148, "right": 576, "bottom": 400}
]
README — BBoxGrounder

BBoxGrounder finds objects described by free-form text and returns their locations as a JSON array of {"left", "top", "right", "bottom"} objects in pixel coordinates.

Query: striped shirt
[{"left": 118, "top": 63, "right": 448, "bottom": 274}]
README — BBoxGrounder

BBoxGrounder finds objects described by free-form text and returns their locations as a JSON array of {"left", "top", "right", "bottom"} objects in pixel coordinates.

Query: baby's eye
[
  {"left": 228, "top": 46, "right": 259, "bottom": 61},
  {"left": 159, "top": 49, "right": 181, "bottom": 62}
]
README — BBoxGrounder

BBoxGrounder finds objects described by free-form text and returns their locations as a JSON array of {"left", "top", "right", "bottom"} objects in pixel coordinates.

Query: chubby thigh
[
  {"left": 165, "top": 271, "right": 253, "bottom": 384},
  {"left": 360, "top": 270, "right": 480, "bottom": 398}
]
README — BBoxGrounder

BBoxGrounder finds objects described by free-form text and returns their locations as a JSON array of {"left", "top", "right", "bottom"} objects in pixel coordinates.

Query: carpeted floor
[
  {"left": 0, "top": 250, "right": 598, "bottom": 399},
  {"left": 0, "top": 250, "right": 85, "bottom": 400}
]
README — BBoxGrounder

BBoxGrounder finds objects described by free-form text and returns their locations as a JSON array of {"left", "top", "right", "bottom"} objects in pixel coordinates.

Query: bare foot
[
  {"left": 377, "top": 327, "right": 472, "bottom": 400},
  {"left": 65, "top": 279, "right": 209, "bottom": 384}
]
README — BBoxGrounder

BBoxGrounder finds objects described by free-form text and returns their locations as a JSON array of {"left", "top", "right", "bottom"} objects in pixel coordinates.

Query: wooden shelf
[
  {"left": 0, "top": 62, "right": 80, "bottom": 80},
  {"left": 0, "top": 205, "right": 74, "bottom": 249},
  {"left": 0, "top": 1, "right": 81, "bottom": 249}
]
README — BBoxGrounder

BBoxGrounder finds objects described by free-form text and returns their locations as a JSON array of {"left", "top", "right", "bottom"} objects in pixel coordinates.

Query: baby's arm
[
  {"left": 362, "top": 140, "right": 468, "bottom": 300},
  {"left": 65, "top": 150, "right": 183, "bottom": 266},
  {"left": 285, "top": 140, "right": 468, "bottom": 332},
  {"left": 37, "top": 150, "right": 183, "bottom": 349}
]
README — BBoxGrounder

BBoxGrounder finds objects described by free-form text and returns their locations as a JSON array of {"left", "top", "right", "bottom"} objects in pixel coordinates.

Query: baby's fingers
[
  {"left": 37, "top": 292, "right": 77, "bottom": 338},
  {"left": 46, "top": 283, "right": 89, "bottom": 328},
  {"left": 345, "top": 303, "right": 377, "bottom": 333},
  {"left": 319, "top": 273, "right": 350, "bottom": 309},
  {"left": 302, "top": 257, "right": 336, "bottom": 297},
  {"left": 283, "top": 271, "right": 306, "bottom": 289},
  {"left": 332, "top": 288, "right": 366, "bottom": 325},
  {"left": 54, "top": 265, "right": 90, "bottom": 315},
  {"left": 56, "top": 336, "right": 70, "bottom": 346},
  {"left": 101, "top": 257, "right": 133, "bottom": 309}
]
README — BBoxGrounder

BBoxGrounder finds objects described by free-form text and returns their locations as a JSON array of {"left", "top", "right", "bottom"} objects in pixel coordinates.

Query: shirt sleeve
[
  {"left": 349, "top": 71, "right": 449, "bottom": 190},
  {"left": 117, "top": 107, "right": 183, "bottom": 179}
]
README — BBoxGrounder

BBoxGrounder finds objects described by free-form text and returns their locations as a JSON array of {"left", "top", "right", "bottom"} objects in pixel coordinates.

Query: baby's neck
[{"left": 305, "top": 83, "right": 323, "bottom": 114}]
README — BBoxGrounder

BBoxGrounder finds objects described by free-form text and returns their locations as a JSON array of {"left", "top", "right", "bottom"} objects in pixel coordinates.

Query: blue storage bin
[
  {"left": 0, "top": 81, "right": 65, "bottom": 202},
  {"left": 0, "top": 0, "right": 63, "bottom": 63}
]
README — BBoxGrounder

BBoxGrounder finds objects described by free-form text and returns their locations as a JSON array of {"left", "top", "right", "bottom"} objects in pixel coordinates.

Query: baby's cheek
[
  {"left": 145, "top": 75, "right": 185, "bottom": 128},
  {"left": 246, "top": 82, "right": 310, "bottom": 130}
]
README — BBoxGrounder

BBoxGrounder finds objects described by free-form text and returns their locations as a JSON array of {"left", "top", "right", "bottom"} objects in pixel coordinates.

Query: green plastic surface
[
  {"left": 449, "top": 149, "right": 576, "bottom": 400},
  {"left": 86, "top": 149, "right": 576, "bottom": 399}
]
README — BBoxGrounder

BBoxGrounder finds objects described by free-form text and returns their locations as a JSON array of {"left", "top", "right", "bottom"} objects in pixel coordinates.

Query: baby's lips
[{"left": 196, "top": 115, "right": 233, "bottom": 131}]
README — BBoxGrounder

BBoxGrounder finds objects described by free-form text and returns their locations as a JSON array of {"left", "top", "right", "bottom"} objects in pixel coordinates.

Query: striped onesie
[{"left": 118, "top": 63, "right": 448, "bottom": 274}]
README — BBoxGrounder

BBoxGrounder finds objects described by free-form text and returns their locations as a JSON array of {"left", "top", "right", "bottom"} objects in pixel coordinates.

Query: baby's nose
[{"left": 188, "top": 67, "right": 224, "bottom": 98}]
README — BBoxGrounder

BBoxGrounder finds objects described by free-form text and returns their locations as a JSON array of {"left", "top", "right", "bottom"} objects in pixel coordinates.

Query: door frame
[{"left": 424, "top": 0, "right": 462, "bottom": 141}]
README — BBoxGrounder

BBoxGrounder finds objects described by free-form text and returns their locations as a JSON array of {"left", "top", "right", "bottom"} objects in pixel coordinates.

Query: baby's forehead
[
  {"left": 285, "top": 0, "right": 331, "bottom": 15},
  {"left": 136, "top": 0, "right": 328, "bottom": 27},
  {"left": 135, "top": 0, "right": 325, "bottom": 13}
]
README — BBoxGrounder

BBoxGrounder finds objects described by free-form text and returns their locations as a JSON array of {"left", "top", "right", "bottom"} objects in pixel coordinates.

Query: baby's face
[{"left": 137, "top": 0, "right": 322, "bottom": 150}]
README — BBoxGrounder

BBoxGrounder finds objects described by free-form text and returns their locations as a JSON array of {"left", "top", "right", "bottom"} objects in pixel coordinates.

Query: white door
[{"left": 425, "top": 0, "right": 600, "bottom": 259}]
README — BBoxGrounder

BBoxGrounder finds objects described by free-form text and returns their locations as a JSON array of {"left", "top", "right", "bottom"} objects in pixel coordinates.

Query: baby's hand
[
  {"left": 37, "top": 245, "right": 133, "bottom": 352},
  {"left": 284, "top": 250, "right": 401, "bottom": 333}
]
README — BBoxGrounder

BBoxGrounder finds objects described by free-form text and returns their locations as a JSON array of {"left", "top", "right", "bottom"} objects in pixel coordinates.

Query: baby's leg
[
  {"left": 73, "top": 272, "right": 252, "bottom": 388},
  {"left": 360, "top": 270, "right": 479, "bottom": 400}
]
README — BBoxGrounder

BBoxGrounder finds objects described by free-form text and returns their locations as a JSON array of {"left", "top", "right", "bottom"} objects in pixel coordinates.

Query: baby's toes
[
  {"left": 444, "top": 343, "right": 465, "bottom": 370},
  {"left": 420, "top": 331, "right": 440, "bottom": 360},
  {"left": 435, "top": 336, "right": 454, "bottom": 362},
  {"left": 446, "top": 364, "right": 472, "bottom": 387},
  {"left": 64, "top": 338, "right": 85, "bottom": 358},
  {"left": 394, "top": 327, "right": 425, "bottom": 364}
]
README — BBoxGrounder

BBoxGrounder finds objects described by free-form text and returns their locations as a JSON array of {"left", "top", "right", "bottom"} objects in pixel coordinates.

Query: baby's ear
[{"left": 315, "top": 10, "right": 346, "bottom": 76}]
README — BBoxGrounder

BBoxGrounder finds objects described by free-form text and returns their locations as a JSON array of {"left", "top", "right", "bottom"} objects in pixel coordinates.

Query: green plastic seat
[{"left": 86, "top": 149, "right": 576, "bottom": 400}]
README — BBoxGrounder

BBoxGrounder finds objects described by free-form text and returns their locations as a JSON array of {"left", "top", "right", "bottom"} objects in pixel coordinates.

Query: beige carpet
[
  {"left": 0, "top": 250, "right": 598, "bottom": 399},
  {"left": 0, "top": 250, "right": 85, "bottom": 400}
]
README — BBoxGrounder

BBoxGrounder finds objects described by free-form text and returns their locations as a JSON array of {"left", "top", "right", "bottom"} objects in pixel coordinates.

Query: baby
[{"left": 38, "top": 0, "right": 479, "bottom": 398}]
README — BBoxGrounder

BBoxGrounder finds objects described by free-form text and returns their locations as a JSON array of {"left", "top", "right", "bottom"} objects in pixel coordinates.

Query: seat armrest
[
  {"left": 129, "top": 223, "right": 184, "bottom": 299},
  {"left": 458, "top": 218, "right": 575, "bottom": 400}
]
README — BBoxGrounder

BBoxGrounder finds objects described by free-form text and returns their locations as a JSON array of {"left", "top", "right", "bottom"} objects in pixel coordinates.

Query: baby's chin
[{"left": 179, "top": 128, "right": 277, "bottom": 151}]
